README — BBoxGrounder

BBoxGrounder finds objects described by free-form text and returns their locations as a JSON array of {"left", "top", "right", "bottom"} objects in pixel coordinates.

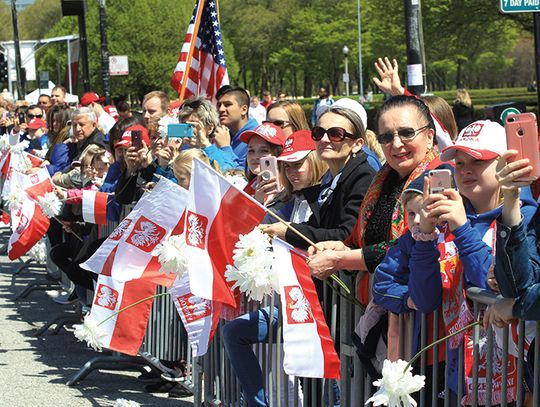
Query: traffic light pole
[
  {"left": 98, "top": 0, "right": 111, "bottom": 105},
  {"left": 403, "top": 0, "right": 424, "bottom": 96},
  {"left": 78, "top": 5, "right": 91, "bottom": 92},
  {"left": 10, "top": 0, "right": 24, "bottom": 98}
]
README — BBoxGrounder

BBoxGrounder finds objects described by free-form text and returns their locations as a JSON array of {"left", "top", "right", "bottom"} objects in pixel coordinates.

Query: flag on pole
[
  {"left": 81, "top": 178, "right": 188, "bottom": 282},
  {"left": 8, "top": 199, "right": 50, "bottom": 260},
  {"left": 184, "top": 158, "right": 266, "bottom": 307},
  {"left": 22, "top": 167, "right": 54, "bottom": 201},
  {"left": 169, "top": 272, "right": 221, "bottom": 357},
  {"left": 273, "top": 238, "right": 341, "bottom": 379},
  {"left": 87, "top": 273, "right": 158, "bottom": 356},
  {"left": 82, "top": 190, "right": 109, "bottom": 225},
  {"left": 170, "top": 0, "right": 229, "bottom": 102}
]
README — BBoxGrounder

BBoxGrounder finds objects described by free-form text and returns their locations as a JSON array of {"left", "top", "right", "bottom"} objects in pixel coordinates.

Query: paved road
[{"left": 0, "top": 247, "right": 194, "bottom": 406}]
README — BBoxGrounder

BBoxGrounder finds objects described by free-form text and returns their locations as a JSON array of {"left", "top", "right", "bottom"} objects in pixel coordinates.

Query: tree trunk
[{"left": 303, "top": 72, "right": 312, "bottom": 98}]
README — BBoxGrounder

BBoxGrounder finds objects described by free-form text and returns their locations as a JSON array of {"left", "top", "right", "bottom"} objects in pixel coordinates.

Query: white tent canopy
[{"left": 24, "top": 81, "right": 79, "bottom": 104}]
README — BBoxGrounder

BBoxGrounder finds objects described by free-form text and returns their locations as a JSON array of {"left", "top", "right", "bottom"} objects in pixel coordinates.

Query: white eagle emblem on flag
[
  {"left": 109, "top": 218, "right": 132, "bottom": 241},
  {"left": 94, "top": 284, "right": 119, "bottom": 310},
  {"left": 285, "top": 286, "right": 313, "bottom": 324},
  {"left": 126, "top": 216, "right": 166, "bottom": 252},
  {"left": 177, "top": 293, "right": 211, "bottom": 323},
  {"left": 186, "top": 211, "right": 208, "bottom": 249}
]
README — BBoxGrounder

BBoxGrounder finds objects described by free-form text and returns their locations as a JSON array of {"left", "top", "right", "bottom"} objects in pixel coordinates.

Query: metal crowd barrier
[{"left": 195, "top": 281, "right": 540, "bottom": 407}]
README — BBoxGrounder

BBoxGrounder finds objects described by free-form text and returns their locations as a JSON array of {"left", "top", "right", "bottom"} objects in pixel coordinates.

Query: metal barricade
[{"left": 196, "top": 282, "right": 540, "bottom": 407}]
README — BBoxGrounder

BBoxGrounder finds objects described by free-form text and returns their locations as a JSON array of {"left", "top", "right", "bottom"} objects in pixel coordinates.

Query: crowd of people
[{"left": 3, "top": 56, "right": 540, "bottom": 406}]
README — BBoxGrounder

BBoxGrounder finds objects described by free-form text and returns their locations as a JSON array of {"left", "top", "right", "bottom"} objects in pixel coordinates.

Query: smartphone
[
  {"left": 428, "top": 169, "right": 453, "bottom": 194},
  {"left": 505, "top": 113, "right": 540, "bottom": 181},
  {"left": 259, "top": 156, "right": 281, "bottom": 189},
  {"left": 18, "top": 112, "right": 25, "bottom": 123},
  {"left": 131, "top": 130, "right": 143, "bottom": 149},
  {"left": 168, "top": 123, "right": 194, "bottom": 138}
]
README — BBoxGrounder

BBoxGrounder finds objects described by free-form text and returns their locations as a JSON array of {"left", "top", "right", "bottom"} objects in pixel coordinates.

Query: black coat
[{"left": 285, "top": 150, "right": 376, "bottom": 250}]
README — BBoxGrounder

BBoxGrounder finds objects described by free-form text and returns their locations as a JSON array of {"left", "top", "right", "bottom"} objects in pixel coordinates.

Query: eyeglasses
[
  {"left": 181, "top": 99, "right": 203, "bottom": 110},
  {"left": 311, "top": 126, "right": 356, "bottom": 142},
  {"left": 377, "top": 125, "right": 430, "bottom": 145},
  {"left": 27, "top": 113, "right": 43, "bottom": 119},
  {"left": 263, "top": 119, "right": 291, "bottom": 129}
]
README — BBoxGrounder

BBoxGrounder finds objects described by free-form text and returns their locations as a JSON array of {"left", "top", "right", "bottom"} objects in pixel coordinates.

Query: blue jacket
[
  {"left": 204, "top": 144, "right": 241, "bottom": 171},
  {"left": 372, "top": 189, "right": 537, "bottom": 394},
  {"left": 99, "top": 160, "right": 122, "bottom": 222},
  {"left": 495, "top": 210, "right": 540, "bottom": 320},
  {"left": 46, "top": 143, "right": 71, "bottom": 175},
  {"left": 362, "top": 146, "right": 382, "bottom": 172},
  {"left": 230, "top": 118, "right": 258, "bottom": 167}
]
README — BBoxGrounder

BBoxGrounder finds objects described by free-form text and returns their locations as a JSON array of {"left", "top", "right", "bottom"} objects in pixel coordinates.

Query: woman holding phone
[{"left": 224, "top": 106, "right": 375, "bottom": 407}]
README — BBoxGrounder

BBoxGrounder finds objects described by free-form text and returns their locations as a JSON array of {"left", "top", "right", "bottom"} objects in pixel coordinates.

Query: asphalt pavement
[{"left": 0, "top": 229, "right": 194, "bottom": 407}]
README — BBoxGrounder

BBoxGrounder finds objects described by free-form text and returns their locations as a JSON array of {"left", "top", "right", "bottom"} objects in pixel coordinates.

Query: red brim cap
[
  {"left": 114, "top": 140, "right": 130, "bottom": 148},
  {"left": 277, "top": 150, "right": 312, "bottom": 162},
  {"left": 239, "top": 130, "right": 285, "bottom": 147},
  {"left": 440, "top": 145, "right": 500, "bottom": 162}
]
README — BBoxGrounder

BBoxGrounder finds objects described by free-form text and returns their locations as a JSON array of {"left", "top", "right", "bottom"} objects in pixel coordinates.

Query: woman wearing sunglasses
[{"left": 265, "top": 100, "right": 310, "bottom": 137}]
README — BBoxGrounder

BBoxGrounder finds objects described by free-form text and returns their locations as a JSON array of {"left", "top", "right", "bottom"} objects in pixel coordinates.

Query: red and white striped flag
[
  {"left": 8, "top": 199, "right": 50, "bottom": 260},
  {"left": 81, "top": 178, "right": 188, "bottom": 282},
  {"left": 22, "top": 167, "right": 54, "bottom": 201},
  {"left": 82, "top": 190, "right": 108, "bottom": 225},
  {"left": 170, "top": 0, "right": 229, "bottom": 102},
  {"left": 273, "top": 238, "right": 341, "bottom": 379},
  {"left": 184, "top": 158, "right": 266, "bottom": 307},
  {"left": 87, "top": 273, "right": 158, "bottom": 356}
]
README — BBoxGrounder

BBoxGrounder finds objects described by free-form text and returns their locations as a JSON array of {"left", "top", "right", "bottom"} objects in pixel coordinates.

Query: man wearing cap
[
  {"left": 51, "top": 85, "right": 67, "bottom": 106},
  {"left": 80, "top": 92, "right": 116, "bottom": 135},
  {"left": 216, "top": 85, "right": 258, "bottom": 167},
  {"left": 12, "top": 105, "right": 46, "bottom": 150}
]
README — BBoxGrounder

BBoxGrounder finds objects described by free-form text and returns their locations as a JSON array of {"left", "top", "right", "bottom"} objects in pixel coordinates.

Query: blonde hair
[
  {"left": 173, "top": 149, "right": 220, "bottom": 182},
  {"left": 267, "top": 101, "right": 309, "bottom": 131},
  {"left": 423, "top": 95, "right": 459, "bottom": 140},
  {"left": 280, "top": 151, "right": 328, "bottom": 198},
  {"left": 364, "top": 129, "right": 385, "bottom": 164},
  {"left": 455, "top": 89, "right": 472, "bottom": 108},
  {"left": 80, "top": 145, "right": 106, "bottom": 168}
]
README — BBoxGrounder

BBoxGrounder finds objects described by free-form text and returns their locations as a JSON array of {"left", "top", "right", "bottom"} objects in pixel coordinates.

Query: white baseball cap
[
  {"left": 440, "top": 120, "right": 506, "bottom": 162},
  {"left": 316, "top": 98, "right": 368, "bottom": 130}
]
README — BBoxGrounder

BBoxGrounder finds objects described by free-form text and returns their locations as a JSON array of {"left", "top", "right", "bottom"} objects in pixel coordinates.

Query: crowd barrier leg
[
  {"left": 33, "top": 306, "right": 81, "bottom": 337},
  {"left": 66, "top": 353, "right": 150, "bottom": 386}
]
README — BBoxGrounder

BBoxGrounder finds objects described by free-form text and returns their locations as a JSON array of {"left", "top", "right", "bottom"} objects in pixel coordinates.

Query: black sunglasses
[
  {"left": 27, "top": 113, "right": 43, "bottom": 119},
  {"left": 311, "top": 126, "right": 356, "bottom": 142},
  {"left": 263, "top": 119, "right": 291, "bottom": 129},
  {"left": 181, "top": 99, "right": 204, "bottom": 110},
  {"left": 377, "top": 125, "right": 430, "bottom": 145}
]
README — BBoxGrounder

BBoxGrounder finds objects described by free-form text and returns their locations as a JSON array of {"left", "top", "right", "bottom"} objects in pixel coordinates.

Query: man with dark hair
[
  {"left": 117, "top": 100, "right": 132, "bottom": 119},
  {"left": 261, "top": 90, "right": 273, "bottom": 110},
  {"left": 38, "top": 94, "right": 51, "bottom": 112},
  {"left": 216, "top": 85, "right": 258, "bottom": 165},
  {"left": 51, "top": 85, "right": 67, "bottom": 105}
]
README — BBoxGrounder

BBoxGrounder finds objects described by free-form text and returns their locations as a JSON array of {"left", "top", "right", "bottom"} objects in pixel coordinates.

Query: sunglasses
[
  {"left": 377, "top": 125, "right": 430, "bottom": 145},
  {"left": 311, "top": 126, "right": 356, "bottom": 142},
  {"left": 27, "top": 113, "right": 43, "bottom": 119},
  {"left": 181, "top": 99, "right": 204, "bottom": 110},
  {"left": 263, "top": 119, "right": 291, "bottom": 129}
]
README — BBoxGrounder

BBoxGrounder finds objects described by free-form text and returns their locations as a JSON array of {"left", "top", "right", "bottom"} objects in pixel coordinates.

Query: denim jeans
[{"left": 222, "top": 306, "right": 278, "bottom": 407}]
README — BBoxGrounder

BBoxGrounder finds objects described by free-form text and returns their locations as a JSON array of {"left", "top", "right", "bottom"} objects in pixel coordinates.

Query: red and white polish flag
[
  {"left": 81, "top": 178, "right": 188, "bottom": 282},
  {"left": 22, "top": 167, "right": 54, "bottom": 201},
  {"left": 272, "top": 238, "right": 341, "bottom": 379},
  {"left": 89, "top": 273, "right": 158, "bottom": 356},
  {"left": 169, "top": 272, "right": 221, "bottom": 357},
  {"left": 82, "top": 190, "right": 109, "bottom": 224},
  {"left": 8, "top": 199, "right": 50, "bottom": 260},
  {"left": 184, "top": 158, "right": 266, "bottom": 307}
]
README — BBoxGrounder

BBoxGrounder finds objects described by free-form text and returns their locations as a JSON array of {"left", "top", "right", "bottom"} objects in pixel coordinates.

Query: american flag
[{"left": 170, "top": 0, "right": 229, "bottom": 102}]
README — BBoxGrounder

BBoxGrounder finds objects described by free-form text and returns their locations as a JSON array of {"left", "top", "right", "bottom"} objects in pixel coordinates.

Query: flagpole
[{"left": 178, "top": 0, "right": 206, "bottom": 101}]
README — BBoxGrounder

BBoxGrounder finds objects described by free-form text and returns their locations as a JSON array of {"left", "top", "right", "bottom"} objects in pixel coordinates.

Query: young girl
[
  {"left": 377, "top": 120, "right": 537, "bottom": 404},
  {"left": 240, "top": 122, "right": 286, "bottom": 204},
  {"left": 172, "top": 148, "right": 217, "bottom": 189}
]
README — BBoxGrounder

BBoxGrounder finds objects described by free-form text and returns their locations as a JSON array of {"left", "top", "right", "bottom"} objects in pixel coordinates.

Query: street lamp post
[
  {"left": 357, "top": 0, "right": 364, "bottom": 98},
  {"left": 342, "top": 45, "right": 350, "bottom": 96}
]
